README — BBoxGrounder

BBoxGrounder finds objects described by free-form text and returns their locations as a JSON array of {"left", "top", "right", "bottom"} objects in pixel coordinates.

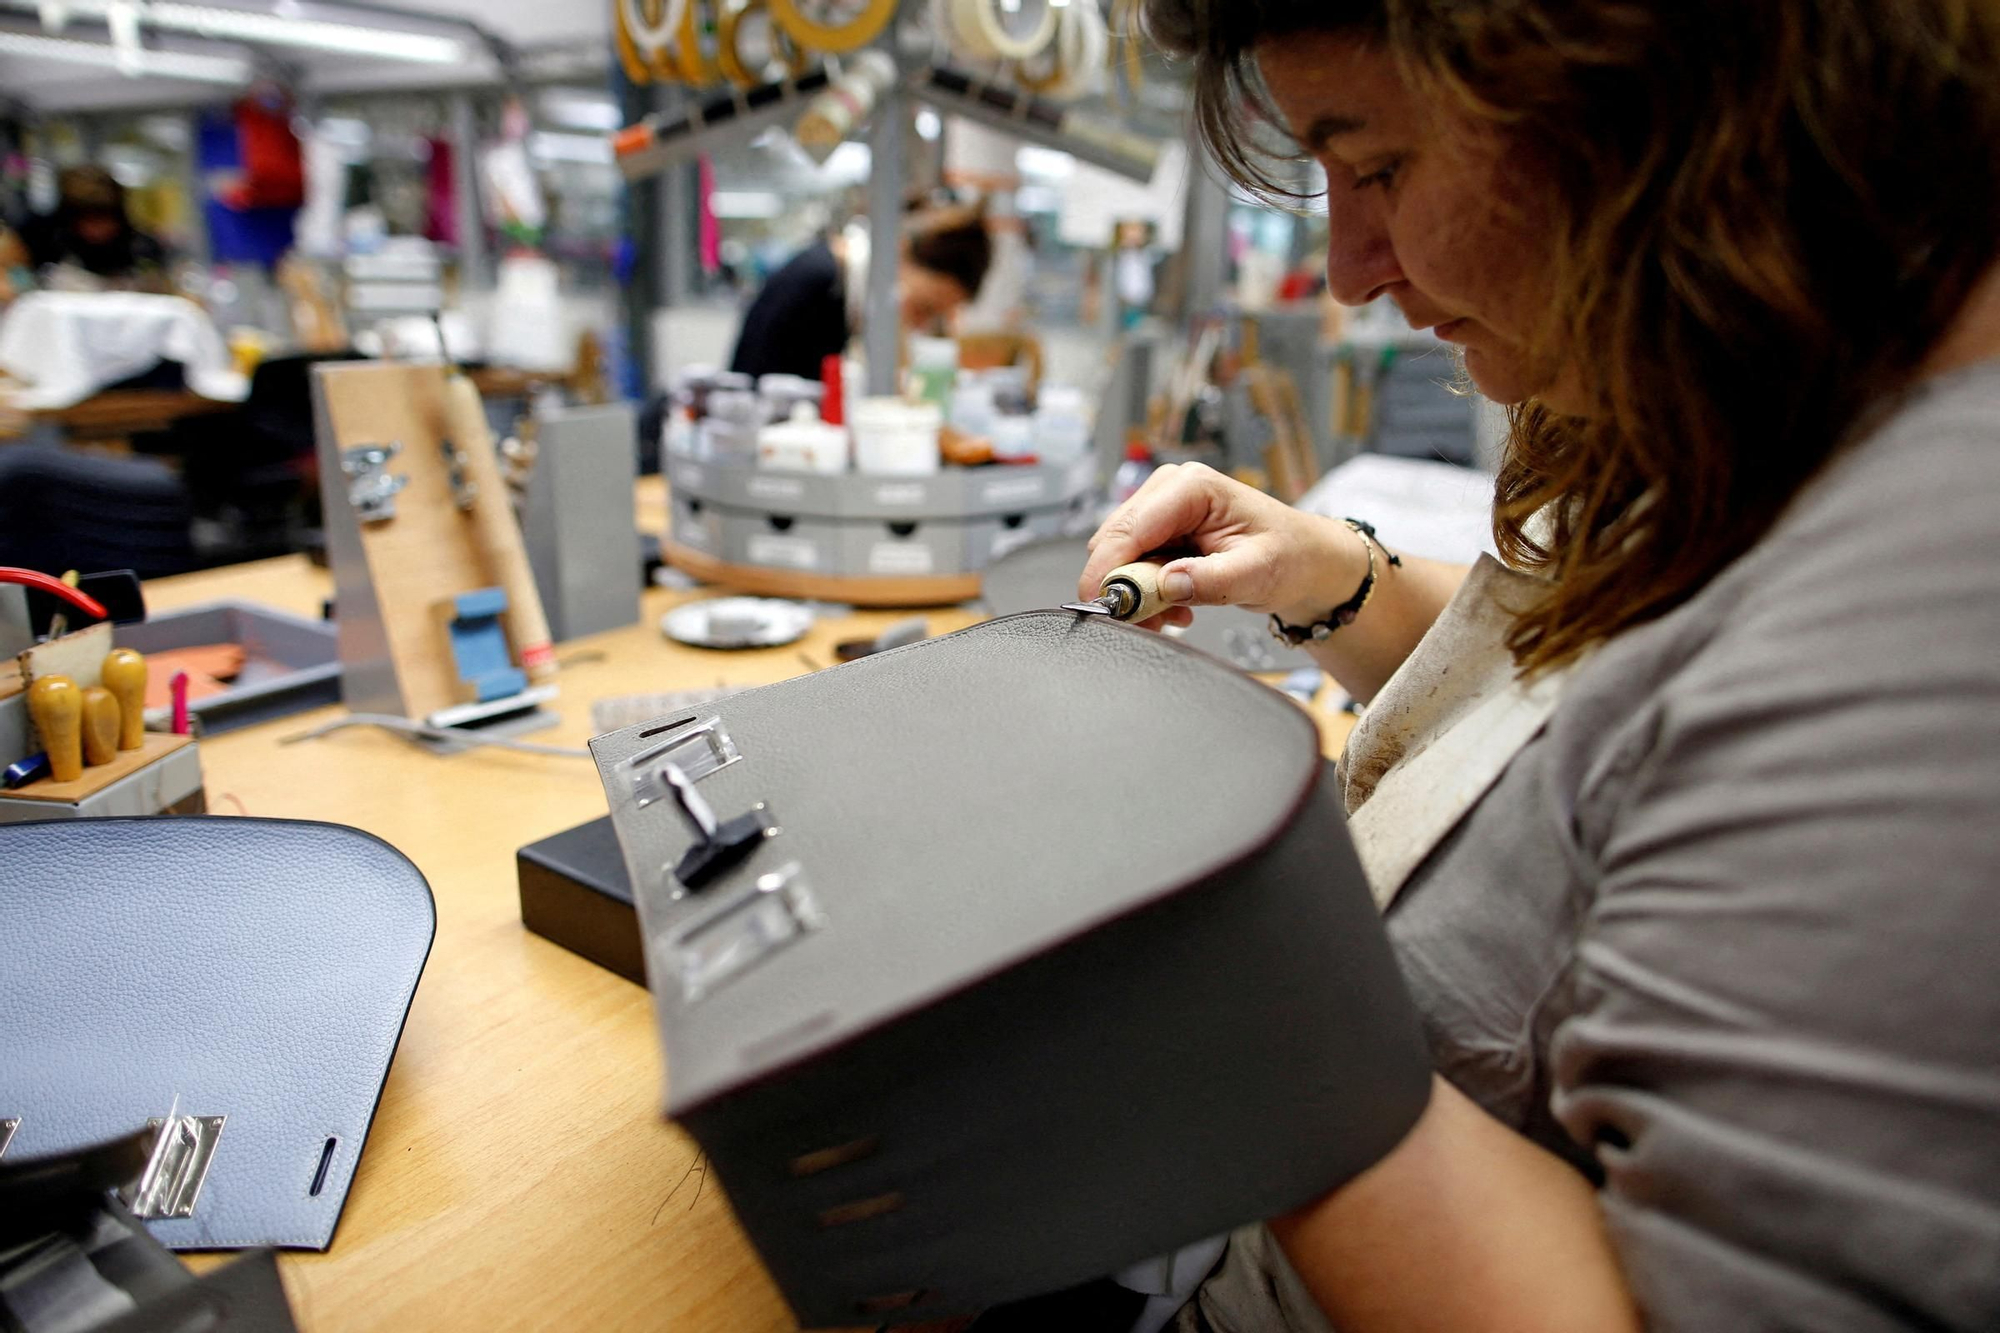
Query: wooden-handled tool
[
  {"left": 1063, "top": 561, "right": 1178, "bottom": 624},
  {"left": 27, "top": 675, "right": 83, "bottom": 782},
  {"left": 440, "top": 370, "right": 558, "bottom": 682},
  {"left": 81, "top": 685, "right": 121, "bottom": 765},
  {"left": 100, "top": 648, "right": 148, "bottom": 749}
]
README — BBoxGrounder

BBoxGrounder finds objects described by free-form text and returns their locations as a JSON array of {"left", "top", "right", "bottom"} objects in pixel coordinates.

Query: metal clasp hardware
[
  {"left": 438, "top": 438, "right": 477, "bottom": 511},
  {"left": 667, "top": 862, "right": 825, "bottom": 1003},
  {"left": 0, "top": 1117, "right": 17, "bottom": 1161},
  {"left": 341, "top": 442, "right": 408, "bottom": 524},
  {"left": 121, "top": 1114, "right": 224, "bottom": 1220},
  {"left": 658, "top": 760, "right": 780, "bottom": 893},
  {"left": 629, "top": 717, "right": 741, "bottom": 808}
]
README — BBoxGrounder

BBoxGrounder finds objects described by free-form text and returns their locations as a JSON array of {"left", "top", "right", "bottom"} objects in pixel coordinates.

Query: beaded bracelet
[{"left": 1266, "top": 518, "right": 1404, "bottom": 646}]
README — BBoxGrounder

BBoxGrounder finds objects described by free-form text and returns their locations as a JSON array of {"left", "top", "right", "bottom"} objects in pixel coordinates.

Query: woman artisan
[
  {"left": 1080, "top": 2, "right": 2000, "bottom": 1329},
  {"left": 728, "top": 202, "right": 991, "bottom": 380}
]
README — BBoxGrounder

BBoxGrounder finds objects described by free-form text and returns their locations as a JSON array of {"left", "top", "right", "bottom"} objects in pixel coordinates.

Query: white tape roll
[
  {"left": 1015, "top": 0, "right": 1104, "bottom": 99},
  {"left": 621, "top": 0, "right": 689, "bottom": 53},
  {"left": 947, "top": 0, "right": 1055, "bottom": 60}
]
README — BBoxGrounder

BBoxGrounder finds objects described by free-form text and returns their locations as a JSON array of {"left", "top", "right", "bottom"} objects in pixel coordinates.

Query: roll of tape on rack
[
  {"left": 767, "top": 0, "right": 899, "bottom": 55},
  {"left": 946, "top": 0, "right": 1056, "bottom": 60}
]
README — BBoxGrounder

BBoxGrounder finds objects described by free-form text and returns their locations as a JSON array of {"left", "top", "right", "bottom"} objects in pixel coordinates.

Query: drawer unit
[
  {"left": 963, "top": 509, "right": 1068, "bottom": 569},
  {"left": 719, "top": 509, "right": 846, "bottom": 574},
  {"left": 669, "top": 492, "right": 724, "bottom": 556},
  {"left": 841, "top": 517, "right": 970, "bottom": 578},
  {"left": 669, "top": 453, "right": 1102, "bottom": 583}
]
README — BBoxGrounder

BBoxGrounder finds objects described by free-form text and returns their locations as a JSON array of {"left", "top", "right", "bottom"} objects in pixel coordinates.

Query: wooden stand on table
[{"left": 311, "top": 362, "right": 559, "bottom": 725}]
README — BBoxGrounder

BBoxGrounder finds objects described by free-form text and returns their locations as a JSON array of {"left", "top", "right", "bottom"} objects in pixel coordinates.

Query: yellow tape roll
[
  {"left": 672, "top": 0, "right": 718, "bottom": 87},
  {"left": 767, "top": 0, "right": 897, "bottom": 56}
]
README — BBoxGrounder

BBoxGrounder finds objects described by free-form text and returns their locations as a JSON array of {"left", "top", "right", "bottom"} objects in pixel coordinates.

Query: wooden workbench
[
  {"left": 0, "top": 387, "right": 237, "bottom": 444},
  {"left": 146, "top": 495, "right": 1356, "bottom": 1331}
]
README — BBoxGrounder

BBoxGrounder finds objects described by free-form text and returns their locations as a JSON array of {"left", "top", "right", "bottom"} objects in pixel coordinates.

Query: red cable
[{"left": 0, "top": 568, "right": 109, "bottom": 621}]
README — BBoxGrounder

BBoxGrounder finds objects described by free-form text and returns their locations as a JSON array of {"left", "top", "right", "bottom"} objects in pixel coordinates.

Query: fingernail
[{"left": 1162, "top": 569, "right": 1194, "bottom": 603}]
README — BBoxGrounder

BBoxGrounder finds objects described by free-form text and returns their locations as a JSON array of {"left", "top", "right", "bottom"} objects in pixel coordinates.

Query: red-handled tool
[{"left": 0, "top": 568, "right": 108, "bottom": 622}]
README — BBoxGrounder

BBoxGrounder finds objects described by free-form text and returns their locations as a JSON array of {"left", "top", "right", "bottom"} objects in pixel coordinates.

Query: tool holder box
[{"left": 662, "top": 454, "right": 1097, "bottom": 605}]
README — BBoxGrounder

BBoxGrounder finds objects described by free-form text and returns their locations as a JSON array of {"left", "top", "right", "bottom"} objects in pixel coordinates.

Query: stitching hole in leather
[
  {"left": 1001, "top": 513, "right": 1025, "bottom": 528},
  {"left": 788, "top": 1136, "right": 879, "bottom": 1177},
  {"left": 768, "top": 515, "right": 796, "bottom": 532},
  {"left": 818, "top": 1191, "right": 904, "bottom": 1227},
  {"left": 887, "top": 521, "right": 918, "bottom": 538},
  {"left": 310, "top": 1137, "right": 337, "bottom": 1196}
]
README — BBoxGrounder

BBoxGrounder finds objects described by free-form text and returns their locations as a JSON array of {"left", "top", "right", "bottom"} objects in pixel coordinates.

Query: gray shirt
[{"left": 1187, "top": 362, "right": 2000, "bottom": 1331}]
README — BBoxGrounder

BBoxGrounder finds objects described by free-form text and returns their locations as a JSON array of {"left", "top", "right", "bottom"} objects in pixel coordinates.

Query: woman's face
[
  {"left": 1258, "top": 34, "right": 1580, "bottom": 411},
  {"left": 899, "top": 262, "right": 970, "bottom": 332}
]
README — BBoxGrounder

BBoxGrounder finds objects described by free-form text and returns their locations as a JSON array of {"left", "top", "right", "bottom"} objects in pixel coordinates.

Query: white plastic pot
[
  {"left": 757, "top": 404, "right": 851, "bottom": 474},
  {"left": 851, "top": 397, "right": 944, "bottom": 476}
]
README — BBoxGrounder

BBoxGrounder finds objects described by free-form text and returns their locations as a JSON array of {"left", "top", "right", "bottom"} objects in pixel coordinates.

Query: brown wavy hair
[{"left": 1139, "top": 0, "right": 2000, "bottom": 670}]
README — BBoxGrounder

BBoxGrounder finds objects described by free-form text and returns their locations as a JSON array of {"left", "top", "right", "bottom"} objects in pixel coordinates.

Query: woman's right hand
[{"left": 1078, "top": 463, "right": 1369, "bottom": 630}]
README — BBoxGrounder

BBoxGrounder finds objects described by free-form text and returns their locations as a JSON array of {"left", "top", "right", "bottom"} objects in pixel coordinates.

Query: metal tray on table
[{"left": 115, "top": 600, "right": 340, "bottom": 733}]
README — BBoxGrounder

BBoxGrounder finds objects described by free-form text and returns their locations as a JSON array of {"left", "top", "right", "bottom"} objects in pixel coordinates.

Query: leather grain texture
[
  {"left": 0, "top": 817, "right": 434, "bottom": 1251},
  {"left": 591, "top": 612, "right": 1430, "bottom": 1326}
]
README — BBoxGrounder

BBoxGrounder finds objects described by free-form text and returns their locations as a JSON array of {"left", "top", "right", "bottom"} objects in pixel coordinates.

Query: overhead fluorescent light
[
  {"left": 709, "top": 190, "right": 784, "bottom": 219},
  {"left": 0, "top": 27, "right": 250, "bottom": 82},
  {"left": 1015, "top": 144, "right": 1074, "bottom": 180},
  {"left": 528, "top": 131, "right": 613, "bottom": 165},
  {"left": 538, "top": 90, "right": 621, "bottom": 132},
  {"left": 151, "top": 1, "right": 462, "bottom": 61},
  {"left": 16, "top": 0, "right": 465, "bottom": 63}
]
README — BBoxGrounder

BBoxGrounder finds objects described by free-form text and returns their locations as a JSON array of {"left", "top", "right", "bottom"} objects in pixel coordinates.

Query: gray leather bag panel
[
  {"left": 590, "top": 612, "right": 1428, "bottom": 1326},
  {"left": 0, "top": 818, "right": 434, "bottom": 1250}
]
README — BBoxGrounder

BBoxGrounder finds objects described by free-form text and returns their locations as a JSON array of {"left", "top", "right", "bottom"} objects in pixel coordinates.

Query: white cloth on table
[
  {"left": 1295, "top": 452, "right": 1498, "bottom": 566},
  {"left": 0, "top": 291, "right": 247, "bottom": 409}
]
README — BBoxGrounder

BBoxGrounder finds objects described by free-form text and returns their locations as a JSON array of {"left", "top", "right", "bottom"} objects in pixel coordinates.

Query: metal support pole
[
  {"left": 447, "top": 93, "right": 488, "bottom": 291},
  {"left": 1181, "top": 163, "right": 1230, "bottom": 319},
  {"left": 863, "top": 73, "right": 908, "bottom": 397},
  {"left": 176, "top": 111, "right": 211, "bottom": 272},
  {"left": 621, "top": 75, "right": 664, "bottom": 396},
  {"left": 660, "top": 158, "right": 696, "bottom": 307}
]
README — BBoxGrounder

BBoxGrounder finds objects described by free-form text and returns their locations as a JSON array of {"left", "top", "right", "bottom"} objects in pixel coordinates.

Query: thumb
[{"left": 1159, "top": 544, "right": 1283, "bottom": 609}]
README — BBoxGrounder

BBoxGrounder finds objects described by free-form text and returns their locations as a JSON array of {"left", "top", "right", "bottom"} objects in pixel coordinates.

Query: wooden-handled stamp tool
[
  {"left": 1064, "top": 560, "right": 1178, "bottom": 624},
  {"left": 27, "top": 675, "right": 83, "bottom": 782},
  {"left": 81, "top": 686, "right": 121, "bottom": 765},
  {"left": 100, "top": 648, "right": 147, "bottom": 750}
]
